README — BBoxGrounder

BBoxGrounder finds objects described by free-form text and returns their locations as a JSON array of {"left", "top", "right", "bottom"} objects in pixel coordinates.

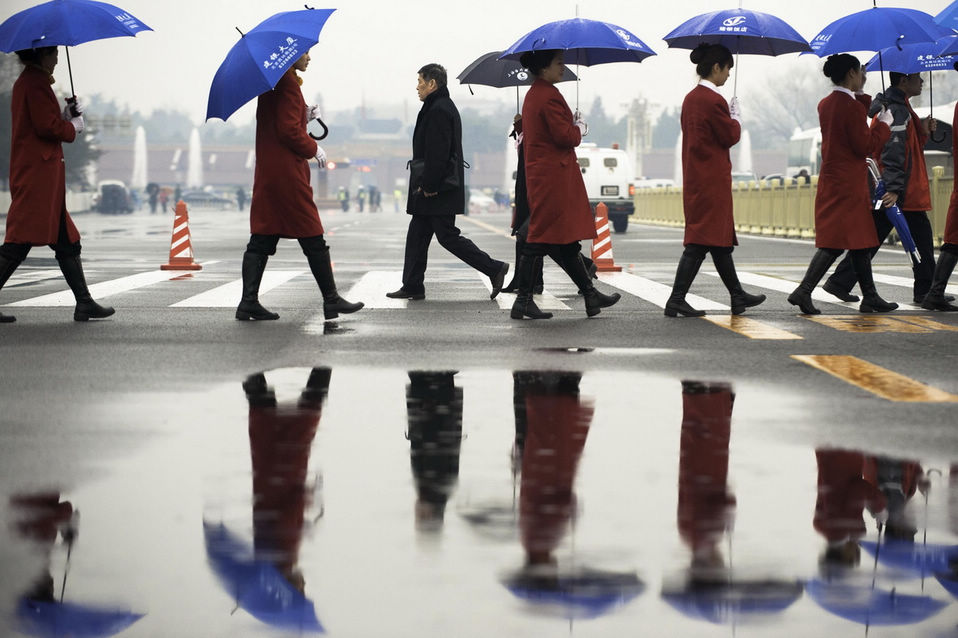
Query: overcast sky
[{"left": 2, "top": 0, "right": 951, "bottom": 125}]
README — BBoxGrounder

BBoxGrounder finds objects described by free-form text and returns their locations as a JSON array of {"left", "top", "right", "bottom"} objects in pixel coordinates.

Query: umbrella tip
[{"left": 235, "top": 26, "right": 244, "bottom": 37}]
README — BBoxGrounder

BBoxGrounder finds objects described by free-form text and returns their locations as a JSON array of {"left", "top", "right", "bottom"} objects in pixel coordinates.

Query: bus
[{"left": 787, "top": 127, "right": 822, "bottom": 178}]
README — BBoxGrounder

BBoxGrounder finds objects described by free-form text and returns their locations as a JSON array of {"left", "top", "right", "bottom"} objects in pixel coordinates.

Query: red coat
[
  {"left": 813, "top": 449, "right": 886, "bottom": 544},
  {"left": 4, "top": 65, "right": 80, "bottom": 245},
  {"left": 944, "top": 101, "right": 958, "bottom": 245},
  {"left": 681, "top": 84, "right": 740, "bottom": 247},
  {"left": 521, "top": 79, "right": 596, "bottom": 245},
  {"left": 814, "top": 91, "right": 890, "bottom": 250},
  {"left": 249, "top": 71, "right": 322, "bottom": 238}
]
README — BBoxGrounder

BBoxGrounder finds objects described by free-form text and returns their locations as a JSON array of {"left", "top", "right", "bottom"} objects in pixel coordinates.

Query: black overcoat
[{"left": 406, "top": 86, "right": 465, "bottom": 216}]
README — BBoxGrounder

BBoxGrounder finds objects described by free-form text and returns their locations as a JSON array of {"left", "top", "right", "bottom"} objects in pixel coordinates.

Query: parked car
[
  {"left": 575, "top": 143, "right": 635, "bottom": 233},
  {"left": 94, "top": 180, "right": 133, "bottom": 215}
]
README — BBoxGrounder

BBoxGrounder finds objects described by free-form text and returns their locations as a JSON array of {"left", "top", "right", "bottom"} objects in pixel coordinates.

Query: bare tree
[{"left": 742, "top": 60, "right": 824, "bottom": 149}]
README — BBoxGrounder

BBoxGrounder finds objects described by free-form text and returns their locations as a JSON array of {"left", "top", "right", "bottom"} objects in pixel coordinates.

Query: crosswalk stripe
[
  {"left": 792, "top": 355, "right": 958, "bottom": 402},
  {"left": 703, "top": 315, "right": 802, "bottom": 340},
  {"left": 598, "top": 271, "right": 729, "bottom": 310},
  {"left": 343, "top": 271, "right": 415, "bottom": 308},
  {"left": 477, "top": 271, "right": 571, "bottom": 310},
  {"left": 7, "top": 270, "right": 192, "bottom": 307},
  {"left": 6, "top": 269, "right": 62, "bottom": 286},
  {"left": 171, "top": 270, "right": 304, "bottom": 307},
  {"left": 872, "top": 273, "right": 958, "bottom": 297}
]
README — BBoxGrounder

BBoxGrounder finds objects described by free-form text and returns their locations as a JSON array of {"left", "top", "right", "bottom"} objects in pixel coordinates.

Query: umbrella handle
[
  {"left": 931, "top": 130, "right": 947, "bottom": 144},
  {"left": 308, "top": 117, "right": 329, "bottom": 141}
]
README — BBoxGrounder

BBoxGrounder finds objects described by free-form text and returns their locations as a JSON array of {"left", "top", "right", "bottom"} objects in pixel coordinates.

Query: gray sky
[{"left": 2, "top": 0, "right": 950, "bottom": 125}]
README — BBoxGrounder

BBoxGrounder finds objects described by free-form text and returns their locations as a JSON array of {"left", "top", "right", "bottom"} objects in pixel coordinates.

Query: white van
[{"left": 575, "top": 143, "right": 635, "bottom": 233}]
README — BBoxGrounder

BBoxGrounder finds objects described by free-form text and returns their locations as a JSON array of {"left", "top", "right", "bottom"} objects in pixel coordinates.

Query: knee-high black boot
[
  {"left": 711, "top": 250, "right": 766, "bottom": 315},
  {"left": 56, "top": 254, "right": 115, "bottom": 321},
  {"left": 922, "top": 250, "right": 958, "bottom": 311},
  {"left": 510, "top": 256, "right": 552, "bottom": 319},
  {"left": 502, "top": 239, "right": 522, "bottom": 293},
  {"left": 787, "top": 249, "right": 839, "bottom": 315},
  {"left": 851, "top": 250, "right": 898, "bottom": 313},
  {"left": 665, "top": 250, "right": 706, "bottom": 317},
  {"left": 0, "top": 253, "right": 21, "bottom": 323},
  {"left": 306, "top": 249, "right": 364, "bottom": 320},
  {"left": 563, "top": 250, "right": 619, "bottom": 317},
  {"left": 236, "top": 251, "right": 279, "bottom": 320}
]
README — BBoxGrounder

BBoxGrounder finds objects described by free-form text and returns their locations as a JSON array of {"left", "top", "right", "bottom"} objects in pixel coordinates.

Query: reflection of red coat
[
  {"left": 249, "top": 71, "right": 323, "bottom": 238},
  {"left": 944, "top": 102, "right": 958, "bottom": 245},
  {"left": 680, "top": 84, "right": 740, "bottom": 247},
  {"left": 519, "top": 394, "right": 592, "bottom": 560},
  {"left": 5, "top": 66, "right": 80, "bottom": 245},
  {"left": 677, "top": 387, "right": 735, "bottom": 553},
  {"left": 814, "top": 449, "right": 886, "bottom": 543},
  {"left": 521, "top": 79, "right": 595, "bottom": 245},
  {"left": 814, "top": 91, "right": 889, "bottom": 249}
]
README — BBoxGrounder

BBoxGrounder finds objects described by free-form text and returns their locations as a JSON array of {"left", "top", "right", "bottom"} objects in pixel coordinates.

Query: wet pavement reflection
[{"left": 1, "top": 368, "right": 956, "bottom": 636}]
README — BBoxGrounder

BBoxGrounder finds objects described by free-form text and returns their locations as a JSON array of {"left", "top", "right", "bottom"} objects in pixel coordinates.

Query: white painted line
[
  {"left": 872, "top": 273, "right": 958, "bottom": 297},
  {"left": 478, "top": 271, "right": 571, "bottom": 311},
  {"left": 8, "top": 270, "right": 194, "bottom": 307},
  {"left": 172, "top": 270, "right": 304, "bottom": 307},
  {"left": 598, "top": 271, "right": 729, "bottom": 310},
  {"left": 5, "top": 270, "right": 62, "bottom": 285},
  {"left": 343, "top": 271, "right": 412, "bottom": 308}
]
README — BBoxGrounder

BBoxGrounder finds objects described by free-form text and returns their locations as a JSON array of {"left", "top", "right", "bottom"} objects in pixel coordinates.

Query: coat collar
[{"left": 422, "top": 85, "right": 450, "bottom": 108}]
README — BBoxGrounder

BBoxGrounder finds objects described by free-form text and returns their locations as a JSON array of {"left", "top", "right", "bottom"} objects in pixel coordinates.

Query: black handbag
[{"left": 407, "top": 157, "right": 470, "bottom": 192}]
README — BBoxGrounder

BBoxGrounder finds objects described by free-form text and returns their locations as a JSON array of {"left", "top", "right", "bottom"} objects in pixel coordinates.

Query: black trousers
[
  {"left": 520, "top": 240, "right": 584, "bottom": 263},
  {"left": 401, "top": 214, "right": 500, "bottom": 292},
  {"left": 829, "top": 209, "right": 935, "bottom": 298},
  {"left": 245, "top": 233, "right": 327, "bottom": 257},
  {"left": 0, "top": 211, "right": 81, "bottom": 262}
]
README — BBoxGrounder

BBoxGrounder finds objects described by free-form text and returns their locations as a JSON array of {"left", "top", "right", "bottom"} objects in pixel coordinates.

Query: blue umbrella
[
  {"left": 206, "top": 8, "right": 335, "bottom": 122},
  {"left": 203, "top": 521, "right": 324, "bottom": 633},
  {"left": 935, "top": 0, "right": 958, "bottom": 32},
  {"left": 17, "top": 597, "right": 143, "bottom": 638},
  {"left": 934, "top": 572, "right": 958, "bottom": 598},
  {"left": 809, "top": 7, "right": 952, "bottom": 58},
  {"left": 499, "top": 18, "right": 656, "bottom": 67},
  {"left": 865, "top": 41, "right": 958, "bottom": 74},
  {"left": 806, "top": 578, "right": 948, "bottom": 626},
  {"left": 0, "top": 0, "right": 151, "bottom": 97},
  {"left": 502, "top": 567, "right": 644, "bottom": 619},
  {"left": 868, "top": 158, "right": 921, "bottom": 264},
  {"left": 861, "top": 539, "right": 958, "bottom": 576},
  {"left": 661, "top": 578, "right": 803, "bottom": 625}
]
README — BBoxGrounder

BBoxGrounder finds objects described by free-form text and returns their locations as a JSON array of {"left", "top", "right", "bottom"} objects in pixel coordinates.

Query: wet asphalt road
[{"left": 1, "top": 206, "right": 957, "bottom": 636}]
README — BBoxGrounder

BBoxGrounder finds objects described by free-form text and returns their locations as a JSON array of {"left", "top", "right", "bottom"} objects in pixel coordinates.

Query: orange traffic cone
[
  {"left": 160, "top": 201, "right": 202, "bottom": 271},
  {"left": 591, "top": 202, "right": 621, "bottom": 272}
]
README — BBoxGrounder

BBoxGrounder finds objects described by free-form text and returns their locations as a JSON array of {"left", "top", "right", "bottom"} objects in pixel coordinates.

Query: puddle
[{"left": 1, "top": 368, "right": 955, "bottom": 636}]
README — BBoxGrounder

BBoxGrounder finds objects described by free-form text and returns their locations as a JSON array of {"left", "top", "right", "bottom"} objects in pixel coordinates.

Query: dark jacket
[
  {"left": 406, "top": 86, "right": 465, "bottom": 216},
  {"left": 869, "top": 87, "right": 926, "bottom": 205}
]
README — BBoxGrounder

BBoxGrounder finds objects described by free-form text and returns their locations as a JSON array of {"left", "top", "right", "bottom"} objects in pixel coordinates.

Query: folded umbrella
[{"left": 868, "top": 158, "right": 921, "bottom": 264}]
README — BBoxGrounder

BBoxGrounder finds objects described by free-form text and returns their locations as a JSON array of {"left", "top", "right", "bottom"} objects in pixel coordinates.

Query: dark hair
[
  {"left": 418, "top": 63, "right": 447, "bottom": 88},
  {"left": 15, "top": 46, "right": 57, "bottom": 65},
  {"left": 889, "top": 71, "right": 912, "bottom": 87},
  {"left": 689, "top": 43, "right": 733, "bottom": 78},
  {"left": 519, "top": 49, "right": 561, "bottom": 76},
  {"left": 822, "top": 54, "right": 860, "bottom": 85}
]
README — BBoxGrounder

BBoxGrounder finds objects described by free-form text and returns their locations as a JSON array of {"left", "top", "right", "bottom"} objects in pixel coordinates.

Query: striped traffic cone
[
  {"left": 160, "top": 201, "right": 202, "bottom": 271},
  {"left": 591, "top": 202, "right": 621, "bottom": 272}
]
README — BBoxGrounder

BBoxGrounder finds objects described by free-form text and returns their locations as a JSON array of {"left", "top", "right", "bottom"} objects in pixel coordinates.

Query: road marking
[
  {"left": 703, "top": 315, "right": 802, "bottom": 339},
  {"left": 805, "top": 315, "right": 944, "bottom": 334},
  {"left": 459, "top": 215, "right": 514, "bottom": 239},
  {"left": 598, "top": 271, "right": 729, "bottom": 310},
  {"left": 8, "top": 270, "right": 195, "bottom": 307},
  {"left": 5, "top": 269, "right": 63, "bottom": 286},
  {"left": 171, "top": 270, "right": 304, "bottom": 307},
  {"left": 896, "top": 315, "right": 958, "bottom": 332},
  {"left": 873, "top": 272, "right": 958, "bottom": 297},
  {"left": 342, "top": 271, "right": 415, "bottom": 308},
  {"left": 791, "top": 355, "right": 958, "bottom": 402},
  {"left": 477, "top": 272, "right": 571, "bottom": 310}
]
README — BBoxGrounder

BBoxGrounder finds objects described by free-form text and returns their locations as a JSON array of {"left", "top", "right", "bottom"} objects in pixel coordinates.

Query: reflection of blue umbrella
[
  {"left": 17, "top": 598, "right": 143, "bottom": 638},
  {"left": 934, "top": 572, "right": 958, "bottom": 598},
  {"left": 0, "top": 0, "right": 151, "bottom": 97},
  {"left": 806, "top": 578, "right": 948, "bottom": 626},
  {"left": 502, "top": 567, "right": 644, "bottom": 619},
  {"left": 861, "top": 539, "right": 958, "bottom": 576},
  {"left": 868, "top": 158, "right": 921, "bottom": 264},
  {"left": 500, "top": 18, "right": 656, "bottom": 66},
  {"left": 661, "top": 578, "right": 803, "bottom": 625},
  {"left": 203, "top": 521, "right": 324, "bottom": 633},
  {"left": 206, "top": 8, "right": 335, "bottom": 122}
]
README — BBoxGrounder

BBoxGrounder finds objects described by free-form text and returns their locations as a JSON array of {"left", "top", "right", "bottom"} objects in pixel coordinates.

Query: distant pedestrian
[
  {"left": 788, "top": 54, "right": 897, "bottom": 315},
  {"left": 158, "top": 188, "right": 169, "bottom": 212},
  {"left": 923, "top": 91, "right": 958, "bottom": 311},
  {"left": 146, "top": 182, "right": 159, "bottom": 214},
  {"left": 509, "top": 50, "right": 619, "bottom": 320},
  {"left": 0, "top": 46, "right": 114, "bottom": 323},
  {"left": 236, "top": 49, "right": 363, "bottom": 322},
  {"left": 337, "top": 186, "right": 349, "bottom": 212},
  {"left": 664, "top": 43, "right": 765, "bottom": 318},
  {"left": 357, "top": 186, "right": 366, "bottom": 212},
  {"left": 387, "top": 63, "right": 508, "bottom": 301},
  {"left": 236, "top": 186, "right": 246, "bottom": 211}
]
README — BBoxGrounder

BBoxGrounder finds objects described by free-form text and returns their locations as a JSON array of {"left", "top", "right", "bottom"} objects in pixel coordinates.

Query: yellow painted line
[
  {"left": 459, "top": 215, "right": 514, "bottom": 239},
  {"left": 805, "top": 315, "right": 935, "bottom": 334},
  {"left": 895, "top": 316, "right": 958, "bottom": 333},
  {"left": 703, "top": 315, "right": 802, "bottom": 340},
  {"left": 791, "top": 355, "right": 958, "bottom": 403}
]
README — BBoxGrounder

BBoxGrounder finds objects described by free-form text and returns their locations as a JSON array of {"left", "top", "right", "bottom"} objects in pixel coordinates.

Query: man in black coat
[{"left": 387, "top": 63, "right": 508, "bottom": 300}]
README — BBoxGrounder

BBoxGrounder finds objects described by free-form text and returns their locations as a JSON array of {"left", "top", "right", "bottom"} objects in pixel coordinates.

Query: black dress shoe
[
  {"left": 823, "top": 280, "right": 859, "bottom": 302},
  {"left": 386, "top": 287, "right": 425, "bottom": 300},
  {"left": 490, "top": 262, "right": 509, "bottom": 299}
]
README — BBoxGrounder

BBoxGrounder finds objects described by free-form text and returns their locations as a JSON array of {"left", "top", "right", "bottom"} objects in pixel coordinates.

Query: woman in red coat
[
  {"left": 665, "top": 44, "right": 765, "bottom": 318},
  {"left": 922, "top": 87, "right": 958, "bottom": 311},
  {"left": 510, "top": 49, "right": 620, "bottom": 320},
  {"left": 788, "top": 54, "right": 897, "bottom": 315},
  {"left": 0, "top": 47, "right": 113, "bottom": 323},
  {"left": 236, "top": 50, "right": 362, "bottom": 322}
]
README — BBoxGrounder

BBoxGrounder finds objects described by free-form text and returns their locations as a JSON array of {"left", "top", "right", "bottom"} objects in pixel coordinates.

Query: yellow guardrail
[{"left": 634, "top": 166, "right": 952, "bottom": 246}]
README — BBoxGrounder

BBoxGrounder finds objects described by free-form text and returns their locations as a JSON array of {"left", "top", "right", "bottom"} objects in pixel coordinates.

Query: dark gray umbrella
[{"left": 457, "top": 50, "right": 577, "bottom": 111}]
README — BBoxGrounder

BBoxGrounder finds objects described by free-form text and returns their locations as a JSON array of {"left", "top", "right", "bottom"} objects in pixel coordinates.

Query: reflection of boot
[
  {"left": 306, "top": 248, "right": 364, "bottom": 320},
  {"left": 0, "top": 253, "right": 23, "bottom": 323},
  {"left": 57, "top": 254, "right": 115, "bottom": 321},
  {"left": 300, "top": 367, "right": 332, "bottom": 407},
  {"left": 665, "top": 252, "right": 706, "bottom": 317},
  {"left": 787, "top": 249, "right": 838, "bottom": 315},
  {"left": 511, "top": 257, "right": 552, "bottom": 320},
  {"left": 922, "top": 250, "right": 958, "bottom": 311},
  {"left": 712, "top": 251, "right": 765, "bottom": 315},
  {"left": 242, "top": 373, "right": 277, "bottom": 407},
  {"left": 852, "top": 250, "right": 898, "bottom": 313},
  {"left": 236, "top": 252, "right": 279, "bottom": 320}
]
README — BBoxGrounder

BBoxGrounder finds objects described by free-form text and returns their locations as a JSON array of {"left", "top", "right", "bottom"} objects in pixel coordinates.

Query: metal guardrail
[{"left": 634, "top": 166, "right": 952, "bottom": 247}]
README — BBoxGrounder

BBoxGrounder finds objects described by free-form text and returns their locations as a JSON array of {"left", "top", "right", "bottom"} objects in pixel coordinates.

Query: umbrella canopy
[
  {"left": 203, "top": 521, "right": 324, "bottom": 633},
  {"left": 661, "top": 578, "right": 804, "bottom": 625},
  {"left": 500, "top": 17, "right": 656, "bottom": 66},
  {"left": 806, "top": 578, "right": 948, "bottom": 626},
  {"left": 809, "top": 7, "right": 952, "bottom": 58},
  {"left": 936, "top": 0, "right": 958, "bottom": 32},
  {"left": 934, "top": 571, "right": 958, "bottom": 598},
  {"left": 502, "top": 566, "right": 644, "bottom": 619},
  {"left": 458, "top": 50, "right": 577, "bottom": 88},
  {"left": 865, "top": 41, "right": 957, "bottom": 74},
  {"left": 663, "top": 9, "right": 811, "bottom": 56},
  {"left": 206, "top": 8, "right": 335, "bottom": 122},
  {"left": 860, "top": 539, "right": 958, "bottom": 576},
  {"left": 17, "top": 597, "right": 143, "bottom": 638},
  {"left": 0, "top": 0, "right": 150, "bottom": 52}
]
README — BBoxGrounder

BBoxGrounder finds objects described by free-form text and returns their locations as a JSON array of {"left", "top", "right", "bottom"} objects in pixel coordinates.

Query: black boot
[
  {"left": 501, "top": 240, "right": 522, "bottom": 293},
  {"left": 0, "top": 253, "right": 21, "bottom": 323},
  {"left": 822, "top": 278, "right": 860, "bottom": 302},
  {"left": 787, "top": 249, "right": 839, "bottom": 315},
  {"left": 665, "top": 251, "right": 706, "bottom": 317},
  {"left": 56, "top": 254, "right": 115, "bottom": 321},
  {"left": 306, "top": 248, "right": 364, "bottom": 320},
  {"left": 711, "top": 250, "right": 766, "bottom": 315},
  {"left": 564, "top": 250, "right": 619, "bottom": 317},
  {"left": 921, "top": 250, "right": 958, "bottom": 311},
  {"left": 510, "top": 257, "right": 552, "bottom": 319},
  {"left": 236, "top": 251, "right": 279, "bottom": 320},
  {"left": 851, "top": 250, "right": 898, "bottom": 313}
]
